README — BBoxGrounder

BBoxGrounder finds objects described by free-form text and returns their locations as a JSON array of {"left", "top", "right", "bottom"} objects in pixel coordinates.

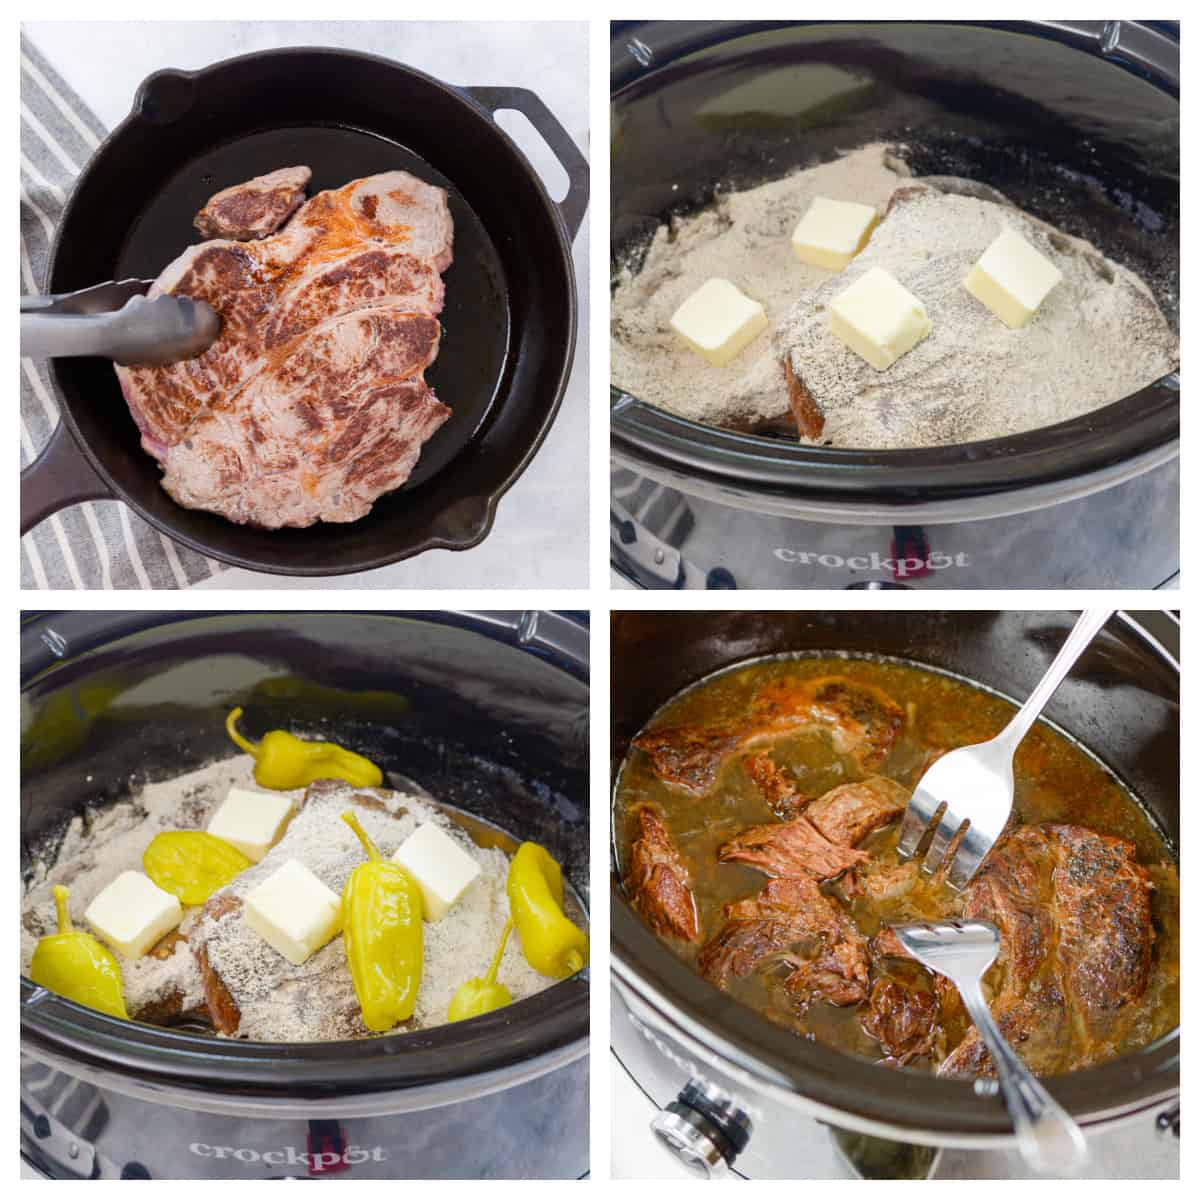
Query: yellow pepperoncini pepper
[
  {"left": 225, "top": 707, "right": 383, "bottom": 791},
  {"left": 30, "top": 886, "right": 129, "bottom": 1020},
  {"left": 507, "top": 842, "right": 589, "bottom": 979},
  {"left": 143, "top": 831, "right": 251, "bottom": 906},
  {"left": 447, "top": 919, "right": 514, "bottom": 1022},
  {"left": 341, "top": 811, "right": 424, "bottom": 1032}
]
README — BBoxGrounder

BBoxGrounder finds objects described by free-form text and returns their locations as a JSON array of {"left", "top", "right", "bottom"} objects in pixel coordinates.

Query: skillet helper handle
[
  {"left": 464, "top": 85, "right": 590, "bottom": 241},
  {"left": 21, "top": 420, "right": 113, "bottom": 534}
]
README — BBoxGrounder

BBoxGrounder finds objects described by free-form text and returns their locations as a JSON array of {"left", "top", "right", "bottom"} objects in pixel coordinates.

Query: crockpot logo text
[
  {"left": 773, "top": 548, "right": 970, "bottom": 577},
  {"left": 189, "top": 1143, "right": 388, "bottom": 1168}
]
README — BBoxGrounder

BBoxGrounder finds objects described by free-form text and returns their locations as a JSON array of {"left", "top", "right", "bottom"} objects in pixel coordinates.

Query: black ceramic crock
[{"left": 21, "top": 610, "right": 589, "bottom": 1179}]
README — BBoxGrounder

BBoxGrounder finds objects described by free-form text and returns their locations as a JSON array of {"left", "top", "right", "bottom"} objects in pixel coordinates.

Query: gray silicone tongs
[{"left": 20, "top": 280, "right": 220, "bottom": 366}]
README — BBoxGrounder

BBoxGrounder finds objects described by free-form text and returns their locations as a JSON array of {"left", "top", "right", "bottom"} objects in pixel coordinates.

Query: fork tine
[
  {"left": 932, "top": 821, "right": 969, "bottom": 886},
  {"left": 896, "top": 795, "right": 940, "bottom": 860},
  {"left": 945, "top": 832, "right": 988, "bottom": 892},
  {"left": 921, "top": 810, "right": 965, "bottom": 877}
]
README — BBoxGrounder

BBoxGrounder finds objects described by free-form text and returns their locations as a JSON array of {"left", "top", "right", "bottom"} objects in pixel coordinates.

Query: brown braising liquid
[{"left": 613, "top": 654, "right": 1179, "bottom": 1073}]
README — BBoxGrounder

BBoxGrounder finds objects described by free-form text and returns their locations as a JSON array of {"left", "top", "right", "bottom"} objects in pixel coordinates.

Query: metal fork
[
  {"left": 892, "top": 920, "right": 1087, "bottom": 1175},
  {"left": 897, "top": 608, "right": 1115, "bottom": 889}
]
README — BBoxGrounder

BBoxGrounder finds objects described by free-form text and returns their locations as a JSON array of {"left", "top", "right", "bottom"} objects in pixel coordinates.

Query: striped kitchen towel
[{"left": 20, "top": 33, "right": 223, "bottom": 589}]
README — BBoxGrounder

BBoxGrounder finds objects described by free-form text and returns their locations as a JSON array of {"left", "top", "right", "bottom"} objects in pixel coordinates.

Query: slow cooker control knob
[
  {"left": 1156, "top": 1104, "right": 1180, "bottom": 1138},
  {"left": 650, "top": 1080, "right": 751, "bottom": 1178}
]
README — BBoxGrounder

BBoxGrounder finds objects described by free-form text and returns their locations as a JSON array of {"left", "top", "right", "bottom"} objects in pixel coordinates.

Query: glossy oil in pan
[{"left": 23, "top": 48, "right": 589, "bottom": 575}]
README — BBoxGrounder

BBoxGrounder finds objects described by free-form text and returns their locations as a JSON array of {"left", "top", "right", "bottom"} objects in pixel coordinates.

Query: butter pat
[
  {"left": 85, "top": 871, "right": 182, "bottom": 959},
  {"left": 669, "top": 278, "right": 768, "bottom": 367},
  {"left": 244, "top": 859, "right": 342, "bottom": 966},
  {"left": 829, "top": 267, "right": 931, "bottom": 371},
  {"left": 964, "top": 228, "right": 1063, "bottom": 329},
  {"left": 792, "top": 196, "right": 879, "bottom": 272},
  {"left": 392, "top": 823, "right": 481, "bottom": 922},
  {"left": 208, "top": 786, "right": 294, "bottom": 863}
]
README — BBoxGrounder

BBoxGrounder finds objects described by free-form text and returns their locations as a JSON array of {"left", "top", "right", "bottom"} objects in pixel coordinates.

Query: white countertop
[
  {"left": 24, "top": 20, "right": 589, "bottom": 590},
  {"left": 610, "top": 1054, "right": 693, "bottom": 1180}
]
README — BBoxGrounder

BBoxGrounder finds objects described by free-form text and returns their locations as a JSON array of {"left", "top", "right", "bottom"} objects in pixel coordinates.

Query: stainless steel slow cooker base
[
  {"left": 23, "top": 1052, "right": 588, "bottom": 1180},
  {"left": 612, "top": 986, "right": 1177, "bottom": 1179},
  {"left": 612, "top": 459, "right": 1179, "bottom": 589}
]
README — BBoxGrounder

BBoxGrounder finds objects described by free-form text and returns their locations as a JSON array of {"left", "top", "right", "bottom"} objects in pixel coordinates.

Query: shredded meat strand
[
  {"left": 743, "top": 753, "right": 812, "bottom": 818},
  {"left": 699, "top": 877, "right": 869, "bottom": 1008},
  {"left": 861, "top": 976, "right": 940, "bottom": 1064},
  {"left": 635, "top": 676, "right": 905, "bottom": 795},
  {"left": 719, "top": 816, "right": 867, "bottom": 880},
  {"left": 807, "top": 777, "right": 910, "bottom": 847},
  {"left": 627, "top": 807, "right": 701, "bottom": 942}
]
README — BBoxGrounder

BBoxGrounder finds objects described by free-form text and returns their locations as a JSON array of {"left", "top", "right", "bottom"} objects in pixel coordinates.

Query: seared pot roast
[{"left": 116, "top": 168, "right": 454, "bottom": 529}]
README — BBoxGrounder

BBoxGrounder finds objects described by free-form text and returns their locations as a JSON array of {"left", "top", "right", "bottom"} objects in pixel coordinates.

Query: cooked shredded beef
[{"left": 627, "top": 807, "right": 701, "bottom": 942}]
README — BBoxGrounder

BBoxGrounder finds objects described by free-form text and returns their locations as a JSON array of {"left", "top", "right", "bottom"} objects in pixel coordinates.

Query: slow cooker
[
  {"left": 21, "top": 610, "right": 589, "bottom": 1179},
  {"left": 610, "top": 610, "right": 1179, "bottom": 1177},
  {"left": 610, "top": 22, "right": 1179, "bottom": 589}
]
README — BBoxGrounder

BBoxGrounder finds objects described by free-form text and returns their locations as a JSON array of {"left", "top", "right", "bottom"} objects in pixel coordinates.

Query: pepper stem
[
  {"left": 51, "top": 885, "right": 73, "bottom": 935},
  {"left": 341, "top": 811, "right": 382, "bottom": 862},
  {"left": 485, "top": 919, "right": 514, "bottom": 986},
  {"left": 225, "top": 707, "right": 261, "bottom": 758},
  {"left": 564, "top": 947, "right": 584, "bottom": 976}
]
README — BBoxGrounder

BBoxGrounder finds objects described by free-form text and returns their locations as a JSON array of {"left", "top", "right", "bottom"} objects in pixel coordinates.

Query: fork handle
[
  {"left": 995, "top": 609, "right": 1115, "bottom": 753},
  {"left": 958, "top": 984, "right": 1087, "bottom": 1175}
]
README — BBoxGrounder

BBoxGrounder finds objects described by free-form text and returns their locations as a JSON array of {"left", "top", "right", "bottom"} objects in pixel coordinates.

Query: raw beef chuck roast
[{"left": 115, "top": 169, "right": 455, "bottom": 528}]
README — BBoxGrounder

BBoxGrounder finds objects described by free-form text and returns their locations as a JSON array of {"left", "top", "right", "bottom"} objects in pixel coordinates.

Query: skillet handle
[
  {"left": 21, "top": 420, "right": 113, "bottom": 534},
  {"left": 463, "top": 86, "right": 590, "bottom": 241}
]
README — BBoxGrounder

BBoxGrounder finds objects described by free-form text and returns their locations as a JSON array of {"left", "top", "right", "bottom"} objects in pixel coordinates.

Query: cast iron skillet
[
  {"left": 22, "top": 48, "right": 589, "bottom": 575},
  {"left": 610, "top": 21, "right": 1179, "bottom": 505},
  {"left": 610, "top": 611, "right": 1179, "bottom": 1141}
]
